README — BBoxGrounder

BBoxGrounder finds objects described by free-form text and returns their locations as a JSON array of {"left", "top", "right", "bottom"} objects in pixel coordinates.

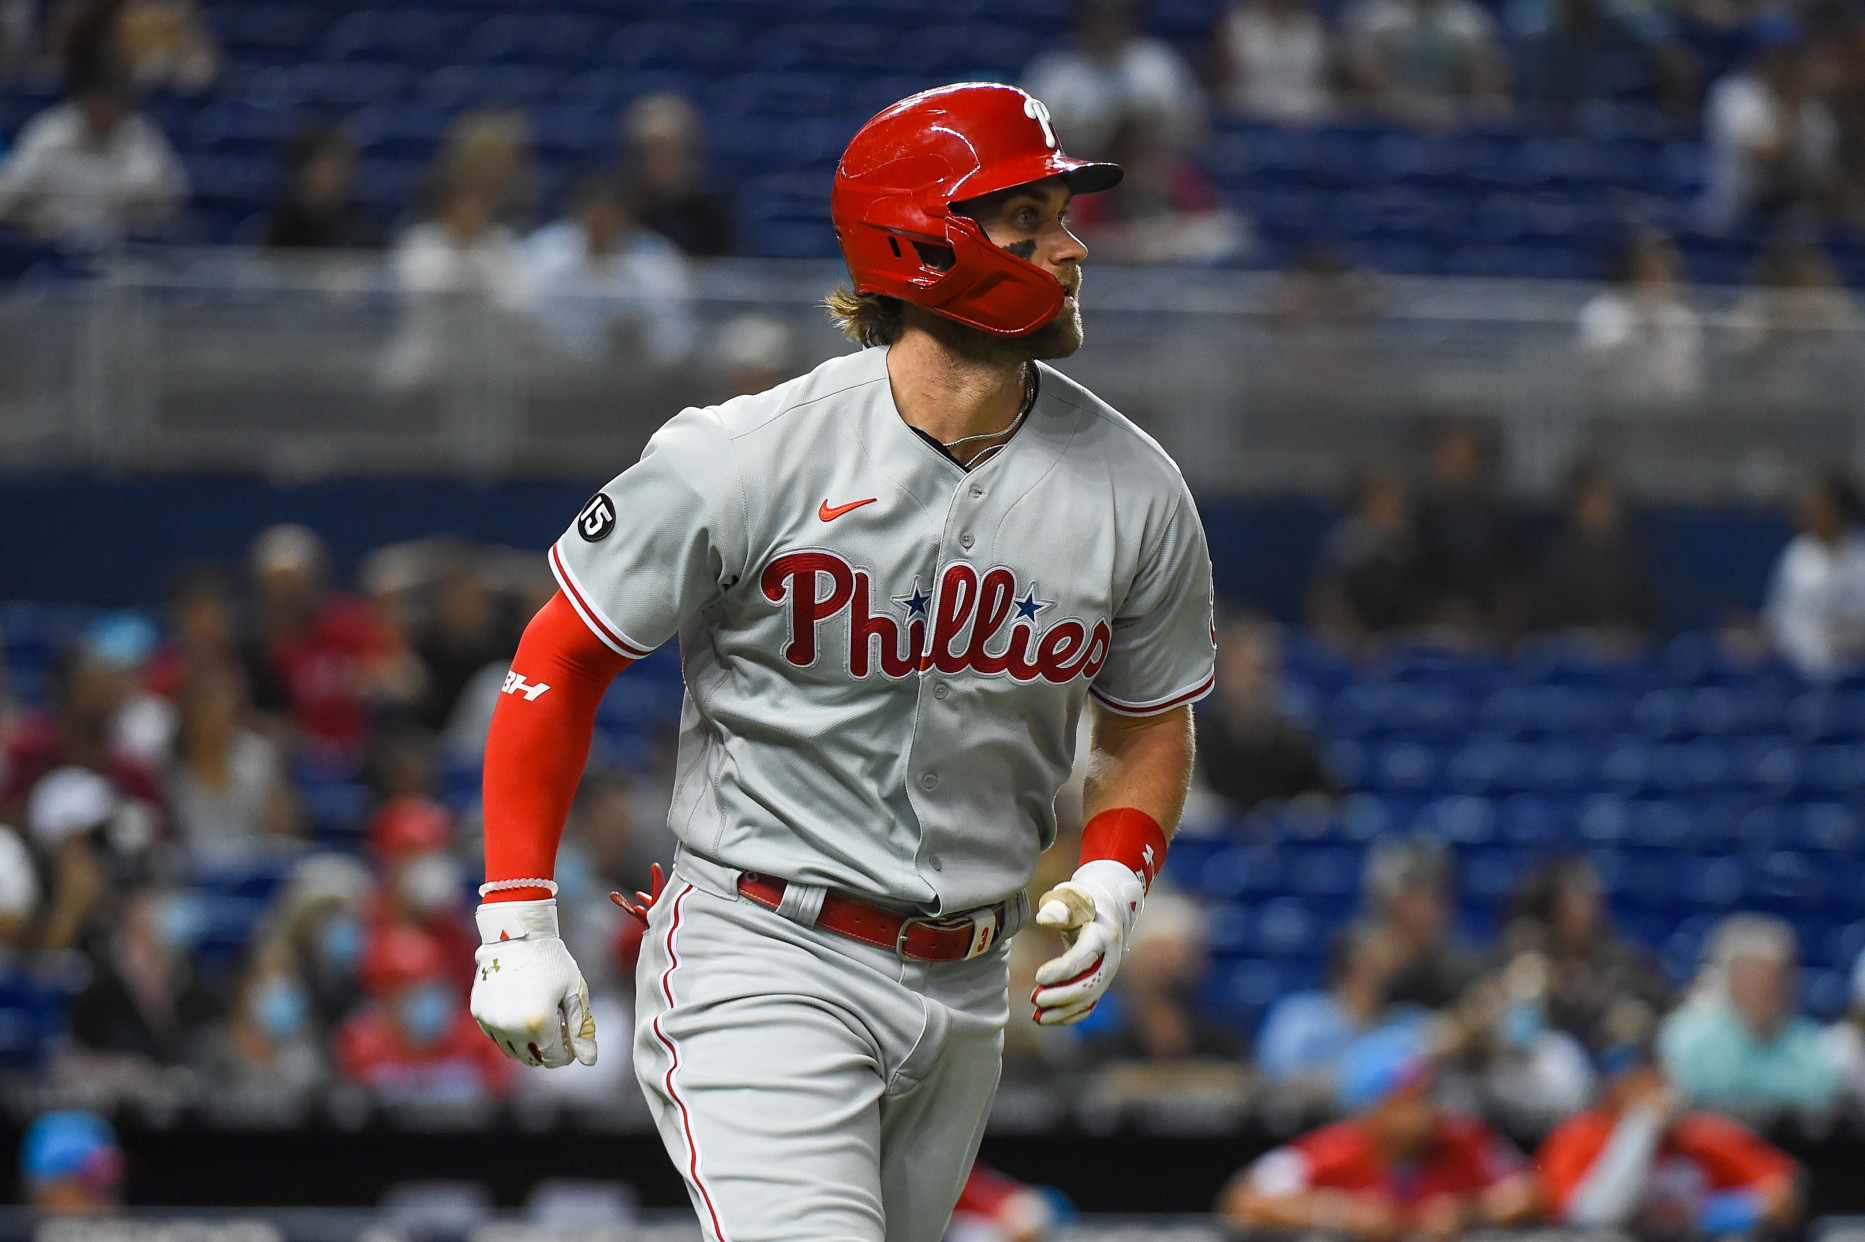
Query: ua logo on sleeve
[{"left": 501, "top": 671, "right": 551, "bottom": 701}]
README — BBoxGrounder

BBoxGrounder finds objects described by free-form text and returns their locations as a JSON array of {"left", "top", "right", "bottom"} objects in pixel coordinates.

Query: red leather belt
[{"left": 737, "top": 873, "right": 1006, "bottom": 962}]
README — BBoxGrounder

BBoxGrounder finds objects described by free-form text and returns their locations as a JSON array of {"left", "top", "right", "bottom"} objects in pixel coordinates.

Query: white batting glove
[
  {"left": 1031, "top": 859, "right": 1146, "bottom": 1026},
  {"left": 470, "top": 899, "right": 597, "bottom": 1068}
]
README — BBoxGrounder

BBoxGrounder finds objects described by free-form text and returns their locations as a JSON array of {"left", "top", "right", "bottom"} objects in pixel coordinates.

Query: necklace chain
[{"left": 940, "top": 364, "right": 1036, "bottom": 450}]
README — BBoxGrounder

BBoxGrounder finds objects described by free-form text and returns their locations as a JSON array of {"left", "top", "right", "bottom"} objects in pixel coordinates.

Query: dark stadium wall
[{"left": 0, "top": 476, "right": 1794, "bottom": 633}]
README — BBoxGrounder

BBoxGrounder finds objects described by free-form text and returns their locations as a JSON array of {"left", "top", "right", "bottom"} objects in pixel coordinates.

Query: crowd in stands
[{"left": 0, "top": 0, "right": 1863, "bottom": 285}]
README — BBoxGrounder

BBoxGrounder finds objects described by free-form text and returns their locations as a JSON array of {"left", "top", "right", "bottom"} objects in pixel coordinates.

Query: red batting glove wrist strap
[{"left": 1079, "top": 807, "right": 1168, "bottom": 891}]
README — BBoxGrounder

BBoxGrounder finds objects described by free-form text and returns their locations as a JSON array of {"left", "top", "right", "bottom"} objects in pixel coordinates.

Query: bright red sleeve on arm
[{"left": 481, "top": 590, "right": 633, "bottom": 902}]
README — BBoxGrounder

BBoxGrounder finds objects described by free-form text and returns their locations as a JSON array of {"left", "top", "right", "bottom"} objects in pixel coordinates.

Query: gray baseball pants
[{"left": 634, "top": 850, "right": 1014, "bottom": 1242}]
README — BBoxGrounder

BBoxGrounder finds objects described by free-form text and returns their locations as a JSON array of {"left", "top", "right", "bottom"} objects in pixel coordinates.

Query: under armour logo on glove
[{"left": 610, "top": 862, "right": 668, "bottom": 926}]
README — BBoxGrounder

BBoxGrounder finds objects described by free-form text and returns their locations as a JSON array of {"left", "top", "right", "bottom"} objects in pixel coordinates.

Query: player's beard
[{"left": 912, "top": 274, "right": 1086, "bottom": 364}]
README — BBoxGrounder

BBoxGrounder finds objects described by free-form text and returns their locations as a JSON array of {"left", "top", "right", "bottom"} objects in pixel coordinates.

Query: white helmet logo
[{"left": 1023, "top": 96, "right": 1057, "bottom": 150}]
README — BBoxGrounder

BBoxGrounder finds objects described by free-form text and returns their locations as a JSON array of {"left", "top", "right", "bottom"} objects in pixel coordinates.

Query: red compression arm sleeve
[{"left": 481, "top": 590, "right": 633, "bottom": 902}]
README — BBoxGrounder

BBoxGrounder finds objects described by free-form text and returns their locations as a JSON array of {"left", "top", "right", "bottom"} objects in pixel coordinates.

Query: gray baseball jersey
[{"left": 551, "top": 344, "right": 1215, "bottom": 914}]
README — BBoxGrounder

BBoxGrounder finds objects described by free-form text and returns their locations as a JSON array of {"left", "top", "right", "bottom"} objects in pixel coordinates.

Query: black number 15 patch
[{"left": 577, "top": 493, "right": 616, "bottom": 542}]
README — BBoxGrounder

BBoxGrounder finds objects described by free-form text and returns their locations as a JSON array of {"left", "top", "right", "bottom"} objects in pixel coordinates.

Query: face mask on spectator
[
  {"left": 396, "top": 982, "right": 457, "bottom": 1047},
  {"left": 155, "top": 891, "right": 206, "bottom": 953},
  {"left": 251, "top": 976, "right": 309, "bottom": 1042},
  {"left": 397, "top": 853, "right": 463, "bottom": 916},
  {"left": 316, "top": 914, "right": 363, "bottom": 974}
]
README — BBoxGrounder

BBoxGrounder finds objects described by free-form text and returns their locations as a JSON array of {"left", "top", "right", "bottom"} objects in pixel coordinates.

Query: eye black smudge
[{"left": 1005, "top": 240, "right": 1037, "bottom": 261}]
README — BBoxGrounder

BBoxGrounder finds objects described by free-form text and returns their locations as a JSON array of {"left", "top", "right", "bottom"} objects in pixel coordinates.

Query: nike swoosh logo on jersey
[{"left": 819, "top": 497, "right": 877, "bottom": 522}]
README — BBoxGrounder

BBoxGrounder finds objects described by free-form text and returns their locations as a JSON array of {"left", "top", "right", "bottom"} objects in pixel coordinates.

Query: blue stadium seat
[
  {"left": 708, "top": 72, "right": 848, "bottom": 118},
  {"left": 915, "top": 25, "right": 1035, "bottom": 76},
  {"left": 1199, "top": 845, "right": 1282, "bottom": 900},
  {"left": 619, "top": 21, "right": 762, "bottom": 75},
  {"left": 206, "top": 5, "right": 326, "bottom": 63},
  {"left": 464, "top": 13, "right": 617, "bottom": 67},
  {"left": 755, "top": 23, "right": 890, "bottom": 73},
  {"left": 417, "top": 65, "right": 562, "bottom": 108},
  {"left": 316, "top": 9, "right": 474, "bottom": 65}
]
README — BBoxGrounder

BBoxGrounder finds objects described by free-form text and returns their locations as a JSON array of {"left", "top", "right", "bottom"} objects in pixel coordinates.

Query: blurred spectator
[
  {"left": 3, "top": 639, "right": 164, "bottom": 842},
  {"left": 1700, "top": 19, "right": 1838, "bottom": 233},
  {"left": 363, "top": 745, "right": 475, "bottom": 991},
  {"left": 112, "top": 0, "right": 216, "bottom": 92},
  {"left": 713, "top": 314, "right": 795, "bottom": 398},
  {"left": 554, "top": 769, "right": 664, "bottom": 999},
  {"left": 167, "top": 662, "right": 297, "bottom": 864},
  {"left": 624, "top": 94, "right": 734, "bottom": 258},
  {"left": 1022, "top": 0, "right": 1206, "bottom": 157},
  {"left": 1731, "top": 235, "right": 1859, "bottom": 351},
  {"left": 0, "top": 823, "right": 39, "bottom": 953},
  {"left": 146, "top": 566, "right": 239, "bottom": 699},
  {"left": 66, "top": 885, "right": 213, "bottom": 1065},
  {"left": 427, "top": 109, "right": 534, "bottom": 229},
  {"left": 200, "top": 939, "right": 327, "bottom": 1092},
  {"left": 335, "top": 922, "right": 511, "bottom": 1100},
  {"left": 1365, "top": 836, "right": 1483, "bottom": 1010},
  {"left": 19, "top": 1111, "right": 122, "bottom": 1215},
  {"left": 79, "top": 611, "right": 169, "bottom": 768},
  {"left": 1213, "top": 0, "right": 1335, "bottom": 124},
  {"left": 264, "top": 126, "right": 384, "bottom": 251},
  {"left": 27, "top": 766, "right": 150, "bottom": 953},
  {"left": 0, "top": 27, "right": 185, "bottom": 246},
  {"left": 1084, "top": 890, "right": 1237, "bottom": 1063},
  {"left": 1511, "top": 0, "right": 1663, "bottom": 118},
  {"left": 264, "top": 853, "right": 371, "bottom": 1029},
  {"left": 1415, "top": 424, "right": 1527, "bottom": 634},
  {"left": 1576, "top": 229, "right": 1704, "bottom": 402},
  {"left": 1256, "top": 922, "right": 1402, "bottom": 1088},
  {"left": 521, "top": 172, "right": 696, "bottom": 366},
  {"left": 1307, "top": 469, "right": 1428, "bottom": 640},
  {"left": 1528, "top": 466, "right": 1659, "bottom": 639},
  {"left": 1273, "top": 245, "right": 1386, "bottom": 326},
  {"left": 243, "top": 524, "right": 404, "bottom": 760},
  {"left": 949, "top": 1165, "right": 1064, "bottom": 1242},
  {"left": 1539, "top": 1048, "right": 1801, "bottom": 1232},
  {"left": 1451, "top": 950, "right": 1597, "bottom": 1124},
  {"left": 380, "top": 142, "right": 528, "bottom": 393},
  {"left": 1065, "top": 115, "right": 1247, "bottom": 264},
  {"left": 1764, "top": 471, "right": 1865, "bottom": 680},
  {"left": 413, "top": 547, "right": 513, "bottom": 734},
  {"left": 1496, "top": 859, "right": 1670, "bottom": 1051},
  {"left": 1219, "top": 1026, "right": 1540, "bottom": 1238},
  {"left": 1658, "top": 913, "right": 1843, "bottom": 1116},
  {"left": 1341, "top": 0, "right": 1509, "bottom": 128},
  {"left": 1195, "top": 614, "right": 1331, "bottom": 812}
]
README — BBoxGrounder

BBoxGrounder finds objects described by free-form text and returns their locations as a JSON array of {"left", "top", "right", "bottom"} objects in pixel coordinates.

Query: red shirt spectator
[
  {"left": 1542, "top": 1111, "right": 1794, "bottom": 1217},
  {"left": 1254, "top": 1115, "right": 1526, "bottom": 1207},
  {"left": 263, "top": 594, "right": 396, "bottom": 755},
  {"left": 336, "top": 922, "right": 512, "bottom": 1100},
  {"left": 335, "top": 1000, "right": 513, "bottom": 1100},
  {"left": 1536, "top": 1064, "right": 1799, "bottom": 1234}
]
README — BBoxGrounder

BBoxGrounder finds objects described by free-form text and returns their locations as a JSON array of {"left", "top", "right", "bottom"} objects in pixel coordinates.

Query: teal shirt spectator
[{"left": 1658, "top": 1000, "right": 1841, "bottom": 1113}]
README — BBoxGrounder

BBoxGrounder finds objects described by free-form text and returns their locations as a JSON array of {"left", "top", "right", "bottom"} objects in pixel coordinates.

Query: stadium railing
[{"left": 1, "top": 253, "right": 1862, "bottom": 501}]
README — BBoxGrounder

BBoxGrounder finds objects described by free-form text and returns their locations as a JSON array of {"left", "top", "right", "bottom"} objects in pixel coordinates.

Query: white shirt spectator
[
  {"left": 1022, "top": 36, "right": 1205, "bottom": 156},
  {"left": 1701, "top": 71, "right": 1837, "bottom": 234},
  {"left": 520, "top": 218, "right": 694, "bottom": 366},
  {"left": 1342, "top": 0, "right": 1503, "bottom": 108},
  {"left": 0, "top": 100, "right": 187, "bottom": 246},
  {"left": 1766, "top": 529, "right": 1865, "bottom": 680},
  {"left": 0, "top": 825, "right": 39, "bottom": 920},
  {"left": 379, "top": 219, "right": 524, "bottom": 391},
  {"left": 168, "top": 729, "right": 286, "bottom": 864},
  {"left": 1218, "top": 0, "right": 1334, "bottom": 124},
  {"left": 1576, "top": 289, "right": 1703, "bottom": 400}
]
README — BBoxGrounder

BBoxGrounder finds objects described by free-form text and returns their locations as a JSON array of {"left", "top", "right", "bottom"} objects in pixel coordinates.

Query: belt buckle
[{"left": 895, "top": 909, "right": 999, "bottom": 960}]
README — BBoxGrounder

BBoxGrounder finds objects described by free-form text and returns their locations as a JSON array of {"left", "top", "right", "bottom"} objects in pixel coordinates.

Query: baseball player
[{"left": 468, "top": 82, "right": 1216, "bottom": 1242}]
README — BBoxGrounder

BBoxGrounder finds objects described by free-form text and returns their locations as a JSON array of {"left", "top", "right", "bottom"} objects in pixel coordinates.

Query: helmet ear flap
[{"left": 917, "top": 214, "right": 1066, "bottom": 336}]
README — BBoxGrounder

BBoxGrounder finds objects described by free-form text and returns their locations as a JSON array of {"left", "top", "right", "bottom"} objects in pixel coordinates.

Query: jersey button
[
  {"left": 959, "top": 532, "right": 974, "bottom": 549},
  {"left": 920, "top": 772, "right": 939, "bottom": 790},
  {"left": 933, "top": 683, "right": 949, "bottom": 700},
  {"left": 928, "top": 854, "right": 943, "bottom": 871}
]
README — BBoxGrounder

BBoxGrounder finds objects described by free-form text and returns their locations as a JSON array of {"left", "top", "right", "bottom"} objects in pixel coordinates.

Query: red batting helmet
[{"left": 831, "top": 82, "right": 1121, "bottom": 337}]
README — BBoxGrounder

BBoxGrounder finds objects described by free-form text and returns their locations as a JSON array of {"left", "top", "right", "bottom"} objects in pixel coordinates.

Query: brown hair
[{"left": 823, "top": 286, "right": 905, "bottom": 347}]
